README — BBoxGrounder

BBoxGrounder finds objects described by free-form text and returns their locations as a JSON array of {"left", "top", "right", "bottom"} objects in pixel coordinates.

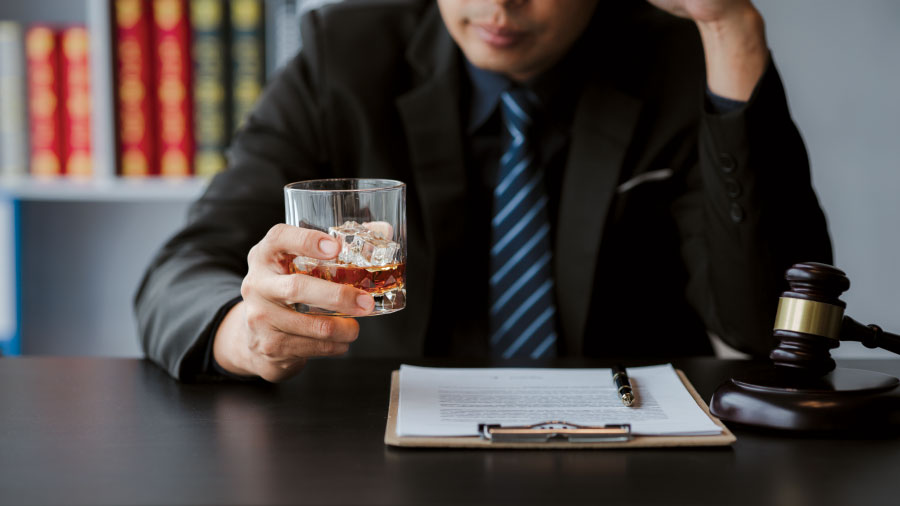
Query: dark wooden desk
[{"left": 1, "top": 357, "right": 898, "bottom": 505}]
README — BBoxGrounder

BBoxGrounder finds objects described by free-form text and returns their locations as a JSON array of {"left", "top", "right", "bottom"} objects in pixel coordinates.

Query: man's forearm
[{"left": 696, "top": 6, "right": 768, "bottom": 101}]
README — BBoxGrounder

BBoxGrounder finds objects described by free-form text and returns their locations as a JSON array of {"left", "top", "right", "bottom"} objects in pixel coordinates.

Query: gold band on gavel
[{"left": 773, "top": 297, "right": 844, "bottom": 340}]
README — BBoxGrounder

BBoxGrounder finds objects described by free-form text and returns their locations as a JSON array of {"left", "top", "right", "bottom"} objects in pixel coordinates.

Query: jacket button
[
  {"left": 718, "top": 153, "right": 737, "bottom": 173},
  {"left": 730, "top": 202, "right": 745, "bottom": 223},
  {"left": 725, "top": 178, "right": 742, "bottom": 198}
]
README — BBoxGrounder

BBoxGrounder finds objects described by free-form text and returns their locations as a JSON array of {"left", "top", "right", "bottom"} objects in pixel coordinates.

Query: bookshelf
[
  {"left": 0, "top": 0, "right": 296, "bottom": 357},
  {"left": 0, "top": 174, "right": 208, "bottom": 201}
]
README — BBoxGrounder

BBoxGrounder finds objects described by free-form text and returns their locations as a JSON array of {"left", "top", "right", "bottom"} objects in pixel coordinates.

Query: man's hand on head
[
  {"left": 646, "top": 0, "right": 768, "bottom": 101},
  {"left": 212, "top": 224, "right": 375, "bottom": 383},
  {"left": 645, "top": 0, "right": 756, "bottom": 25}
]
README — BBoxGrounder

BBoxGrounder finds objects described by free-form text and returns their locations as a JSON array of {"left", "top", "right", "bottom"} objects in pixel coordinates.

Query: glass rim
[{"left": 284, "top": 178, "right": 405, "bottom": 193}]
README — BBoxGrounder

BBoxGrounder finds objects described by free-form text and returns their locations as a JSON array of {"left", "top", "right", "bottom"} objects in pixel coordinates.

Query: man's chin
[{"left": 465, "top": 54, "right": 533, "bottom": 80}]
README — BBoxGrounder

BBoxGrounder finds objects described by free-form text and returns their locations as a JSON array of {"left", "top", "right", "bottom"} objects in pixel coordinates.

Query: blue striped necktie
[{"left": 489, "top": 88, "right": 558, "bottom": 359}]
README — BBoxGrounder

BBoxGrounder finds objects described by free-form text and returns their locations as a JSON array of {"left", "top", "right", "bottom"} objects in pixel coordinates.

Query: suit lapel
[
  {"left": 556, "top": 78, "right": 643, "bottom": 356},
  {"left": 395, "top": 7, "right": 467, "bottom": 333}
]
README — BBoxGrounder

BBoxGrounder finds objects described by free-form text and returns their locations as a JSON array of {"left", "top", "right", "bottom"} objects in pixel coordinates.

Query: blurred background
[{"left": 0, "top": 0, "right": 897, "bottom": 359}]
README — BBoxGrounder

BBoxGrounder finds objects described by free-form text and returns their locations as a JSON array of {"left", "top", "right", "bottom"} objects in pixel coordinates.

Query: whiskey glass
[{"left": 284, "top": 179, "right": 406, "bottom": 315}]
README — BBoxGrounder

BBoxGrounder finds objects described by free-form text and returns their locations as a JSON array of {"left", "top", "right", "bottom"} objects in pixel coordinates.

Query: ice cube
[{"left": 328, "top": 220, "right": 400, "bottom": 267}]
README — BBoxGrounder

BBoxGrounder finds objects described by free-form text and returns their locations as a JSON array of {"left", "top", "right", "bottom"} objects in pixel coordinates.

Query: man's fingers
[
  {"left": 246, "top": 304, "right": 360, "bottom": 344},
  {"left": 254, "top": 270, "right": 375, "bottom": 315},
  {"left": 257, "top": 224, "right": 341, "bottom": 261},
  {"left": 257, "top": 359, "right": 306, "bottom": 383},
  {"left": 254, "top": 358, "right": 308, "bottom": 384},
  {"left": 249, "top": 326, "right": 355, "bottom": 361}
]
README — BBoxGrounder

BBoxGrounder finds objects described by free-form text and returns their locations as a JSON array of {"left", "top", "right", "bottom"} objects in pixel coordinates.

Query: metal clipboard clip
[{"left": 477, "top": 421, "right": 632, "bottom": 443}]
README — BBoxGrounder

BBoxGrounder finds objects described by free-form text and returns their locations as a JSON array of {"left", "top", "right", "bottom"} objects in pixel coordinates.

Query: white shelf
[{"left": 0, "top": 175, "right": 209, "bottom": 202}]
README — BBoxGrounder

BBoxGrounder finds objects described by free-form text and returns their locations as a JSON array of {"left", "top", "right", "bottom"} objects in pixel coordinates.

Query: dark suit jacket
[{"left": 135, "top": 0, "right": 832, "bottom": 380}]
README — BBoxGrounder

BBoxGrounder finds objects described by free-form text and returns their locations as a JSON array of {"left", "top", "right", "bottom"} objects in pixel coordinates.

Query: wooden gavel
[
  {"left": 769, "top": 262, "right": 900, "bottom": 377},
  {"left": 710, "top": 262, "right": 900, "bottom": 432}
]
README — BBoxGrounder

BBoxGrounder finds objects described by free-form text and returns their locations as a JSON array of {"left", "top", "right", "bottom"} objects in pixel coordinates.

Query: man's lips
[{"left": 472, "top": 22, "right": 528, "bottom": 48}]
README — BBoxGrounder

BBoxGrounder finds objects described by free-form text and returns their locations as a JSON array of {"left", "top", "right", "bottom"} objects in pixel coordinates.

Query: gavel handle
[{"left": 841, "top": 316, "right": 900, "bottom": 356}]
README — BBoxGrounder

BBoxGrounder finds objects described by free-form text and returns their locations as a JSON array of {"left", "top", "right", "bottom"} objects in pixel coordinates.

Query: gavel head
[{"left": 769, "top": 262, "right": 850, "bottom": 376}]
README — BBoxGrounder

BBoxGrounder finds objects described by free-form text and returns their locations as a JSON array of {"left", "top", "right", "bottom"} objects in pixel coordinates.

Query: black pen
[{"left": 611, "top": 364, "right": 635, "bottom": 407}]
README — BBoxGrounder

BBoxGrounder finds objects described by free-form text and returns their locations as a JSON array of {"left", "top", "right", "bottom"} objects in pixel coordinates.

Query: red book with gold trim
[
  {"left": 114, "top": 0, "right": 157, "bottom": 177},
  {"left": 59, "top": 26, "right": 93, "bottom": 177},
  {"left": 153, "top": 0, "right": 193, "bottom": 177},
  {"left": 26, "top": 25, "right": 63, "bottom": 177}
]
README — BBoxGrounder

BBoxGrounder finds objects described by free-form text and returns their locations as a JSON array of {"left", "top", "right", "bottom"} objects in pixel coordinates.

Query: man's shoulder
[
  {"left": 297, "top": 0, "right": 434, "bottom": 82},
  {"left": 312, "top": 0, "right": 428, "bottom": 14},
  {"left": 586, "top": 4, "right": 705, "bottom": 99},
  {"left": 613, "top": 4, "right": 703, "bottom": 64},
  {"left": 303, "top": 0, "right": 430, "bottom": 45}
]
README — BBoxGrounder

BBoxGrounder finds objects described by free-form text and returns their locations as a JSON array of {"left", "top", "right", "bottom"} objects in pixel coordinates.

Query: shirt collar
[
  {"left": 464, "top": 60, "right": 511, "bottom": 134},
  {"left": 462, "top": 30, "right": 590, "bottom": 135}
]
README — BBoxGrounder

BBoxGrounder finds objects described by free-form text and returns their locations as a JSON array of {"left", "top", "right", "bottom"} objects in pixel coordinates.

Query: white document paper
[{"left": 396, "top": 364, "right": 722, "bottom": 437}]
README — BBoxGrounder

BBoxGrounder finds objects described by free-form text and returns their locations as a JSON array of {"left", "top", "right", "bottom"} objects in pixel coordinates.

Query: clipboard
[{"left": 384, "top": 369, "right": 736, "bottom": 449}]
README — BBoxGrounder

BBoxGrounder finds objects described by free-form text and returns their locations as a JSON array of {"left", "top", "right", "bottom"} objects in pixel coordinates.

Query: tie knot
[{"left": 500, "top": 88, "right": 538, "bottom": 128}]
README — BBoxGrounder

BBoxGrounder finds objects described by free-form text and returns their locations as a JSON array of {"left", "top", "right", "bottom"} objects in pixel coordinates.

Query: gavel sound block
[{"left": 709, "top": 263, "right": 900, "bottom": 432}]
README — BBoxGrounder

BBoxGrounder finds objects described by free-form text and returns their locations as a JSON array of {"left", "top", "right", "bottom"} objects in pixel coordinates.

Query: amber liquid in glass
[{"left": 289, "top": 261, "right": 406, "bottom": 294}]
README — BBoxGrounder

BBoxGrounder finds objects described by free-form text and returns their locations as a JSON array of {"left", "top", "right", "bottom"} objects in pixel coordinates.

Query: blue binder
[{"left": 0, "top": 197, "right": 20, "bottom": 356}]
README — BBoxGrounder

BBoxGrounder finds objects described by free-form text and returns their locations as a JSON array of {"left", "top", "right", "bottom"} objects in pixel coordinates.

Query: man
[{"left": 135, "top": 0, "right": 832, "bottom": 382}]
